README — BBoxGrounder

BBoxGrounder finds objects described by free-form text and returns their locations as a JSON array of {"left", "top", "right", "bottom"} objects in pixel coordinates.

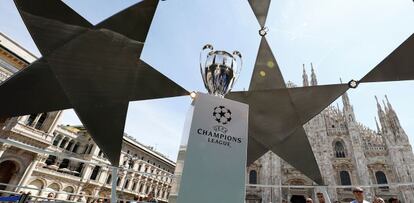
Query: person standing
[
  {"left": 350, "top": 187, "right": 369, "bottom": 203},
  {"left": 373, "top": 197, "right": 385, "bottom": 203},
  {"left": 316, "top": 192, "right": 325, "bottom": 203},
  {"left": 145, "top": 191, "right": 158, "bottom": 203}
]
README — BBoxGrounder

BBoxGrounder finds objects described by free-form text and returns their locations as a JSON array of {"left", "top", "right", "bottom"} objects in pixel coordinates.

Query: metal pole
[{"left": 111, "top": 167, "right": 118, "bottom": 203}]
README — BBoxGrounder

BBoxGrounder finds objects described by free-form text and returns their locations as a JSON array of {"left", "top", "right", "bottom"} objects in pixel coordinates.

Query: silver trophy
[{"left": 200, "top": 44, "right": 242, "bottom": 97}]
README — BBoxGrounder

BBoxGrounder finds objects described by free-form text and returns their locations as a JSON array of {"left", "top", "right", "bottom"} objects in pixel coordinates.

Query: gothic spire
[
  {"left": 310, "top": 63, "right": 318, "bottom": 86},
  {"left": 382, "top": 99, "right": 389, "bottom": 113},
  {"left": 375, "top": 96, "right": 382, "bottom": 112},
  {"left": 341, "top": 84, "right": 355, "bottom": 122},
  {"left": 384, "top": 95, "right": 403, "bottom": 133},
  {"left": 385, "top": 94, "right": 395, "bottom": 113},
  {"left": 375, "top": 117, "right": 381, "bottom": 133},
  {"left": 376, "top": 96, "right": 387, "bottom": 133},
  {"left": 302, "top": 64, "right": 309, "bottom": 86}
]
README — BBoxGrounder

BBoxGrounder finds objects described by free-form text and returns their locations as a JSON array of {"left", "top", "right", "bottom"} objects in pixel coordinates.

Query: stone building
[
  {"left": 0, "top": 32, "right": 174, "bottom": 202},
  {"left": 246, "top": 64, "right": 414, "bottom": 203}
]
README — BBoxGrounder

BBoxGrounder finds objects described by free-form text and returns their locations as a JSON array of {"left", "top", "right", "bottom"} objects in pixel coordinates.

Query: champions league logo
[
  {"left": 195, "top": 105, "right": 241, "bottom": 148},
  {"left": 213, "top": 106, "right": 232, "bottom": 125}
]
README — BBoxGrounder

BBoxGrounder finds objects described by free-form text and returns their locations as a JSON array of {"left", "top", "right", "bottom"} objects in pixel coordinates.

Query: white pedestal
[{"left": 170, "top": 92, "right": 249, "bottom": 203}]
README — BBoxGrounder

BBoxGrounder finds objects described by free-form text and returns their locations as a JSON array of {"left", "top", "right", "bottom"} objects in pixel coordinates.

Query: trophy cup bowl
[{"left": 200, "top": 44, "right": 242, "bottom": 97}]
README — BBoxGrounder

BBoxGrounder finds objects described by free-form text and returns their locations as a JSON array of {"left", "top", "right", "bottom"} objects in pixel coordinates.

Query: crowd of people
[
  {"left": 5, "top": 191, "right": 159, "bottom": 203},
  {"left": 287, "top": 187, "right": 400, "bottom": 203}
]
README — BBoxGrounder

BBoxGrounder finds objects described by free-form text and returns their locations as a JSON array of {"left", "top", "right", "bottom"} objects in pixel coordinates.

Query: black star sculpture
[
  {"left": 0, "top": 0, "right": 188, "bottom": 165},
  {"left": 226, "top": 0, "right": 414, "bottom": 184}
]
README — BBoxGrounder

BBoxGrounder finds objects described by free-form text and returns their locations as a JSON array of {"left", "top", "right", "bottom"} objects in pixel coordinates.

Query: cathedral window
[
  {"left": 334, "top": 141, "right": 346, "bottom": 158},
  {"left": 249, "top": 170, "right": 257, "bottom": 184},
  {"left": 340, "top": 171, "right": 351, "bottom": 186},
  {"left": 375, "top": 171, "right": 389, "bottom": 189}
]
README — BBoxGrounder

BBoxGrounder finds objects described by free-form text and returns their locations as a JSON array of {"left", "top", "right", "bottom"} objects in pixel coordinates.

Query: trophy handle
[
  {"left": 200, "top": 44, "right": 214, "bottom": 85},
  {"left": 232, "top": 50, "right": 242, "bottom": 84}
]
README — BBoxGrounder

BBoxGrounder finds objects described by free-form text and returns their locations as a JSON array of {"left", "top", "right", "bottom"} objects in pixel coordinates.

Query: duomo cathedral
[{"left": 246, "top": 66, "right": 414, "bottom": 202}]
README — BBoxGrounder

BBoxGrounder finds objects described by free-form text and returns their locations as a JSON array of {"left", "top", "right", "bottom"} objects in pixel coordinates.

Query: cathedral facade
[{"left": 246, "top": 65, "right": 414, "bottom": 202}]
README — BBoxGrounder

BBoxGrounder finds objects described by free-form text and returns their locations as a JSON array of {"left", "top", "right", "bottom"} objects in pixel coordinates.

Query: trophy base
[{"left": 169, "top": 92, "right": 249, "bottom": 203}]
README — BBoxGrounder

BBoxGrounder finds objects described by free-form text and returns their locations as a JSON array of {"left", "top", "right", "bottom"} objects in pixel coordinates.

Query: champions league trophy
[
  {"left": 169, "top": 45, "right": 249, "bottom": 203},
  {"left": 199, "top": 44, "right": 242, "bottom": 97}
]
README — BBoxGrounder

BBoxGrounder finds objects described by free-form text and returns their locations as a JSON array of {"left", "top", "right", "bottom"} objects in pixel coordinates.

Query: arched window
[
  {"left": 340, "top": 171, "right": 351, "bottom": 186},
  {"left": 27, "top": 179, "right": 44, "bottom": 196},
  {"left": 249, "top": 170, "right": 257, "bottom": 184},
  {"left": 47, "top": 183, "right": 60, "bottom": 193},
  {"left": 62, "top": 186, "right": 74, "bottom": 200},
  {"left": 90, "top": 166, "right": 101, "bottom": 180},
  {"left": 334, "top": 141, "right": 346, "bottom": 158},
  {"left": 132, "top": 182, "right": 137, "bottom": 191},
  {"left": 375, "top": 171, "right": 389, "bottom": 189}
]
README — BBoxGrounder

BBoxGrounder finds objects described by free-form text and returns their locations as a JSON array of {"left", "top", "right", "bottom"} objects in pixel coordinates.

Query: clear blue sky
[{"left": 1, "top": 0, "right": 413, "bottom": 160}]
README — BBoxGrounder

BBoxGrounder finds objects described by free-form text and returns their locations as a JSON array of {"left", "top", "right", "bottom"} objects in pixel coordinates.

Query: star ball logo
[{"left": 213, "top": 106, "right": 232, "bottom": 125}]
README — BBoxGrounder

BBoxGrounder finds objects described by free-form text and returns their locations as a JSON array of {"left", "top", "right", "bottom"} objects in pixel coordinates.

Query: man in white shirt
[{"left": 350, "top": 187, "right": 369, "bottom": 203}]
